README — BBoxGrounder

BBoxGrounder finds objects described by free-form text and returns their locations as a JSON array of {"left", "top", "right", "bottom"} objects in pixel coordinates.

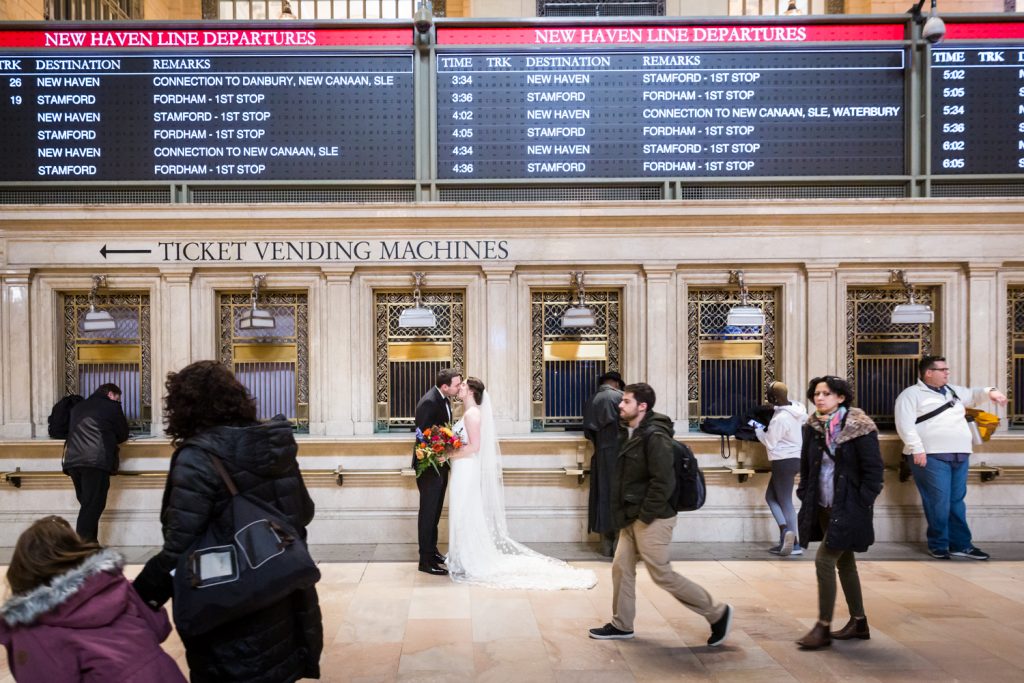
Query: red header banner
[
  {"left": 944, "top": 22, "right": 1024, "bottom": 41},
  {"left": 437, "top": 24, "right": 906, "bottom": 46},
  {"left": 0, "top": 28, "right": 411, "bottom": 49}
]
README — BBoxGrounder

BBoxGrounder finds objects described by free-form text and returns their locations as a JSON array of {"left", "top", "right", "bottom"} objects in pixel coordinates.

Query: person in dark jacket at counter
[
  {"left": 583, "top": 370, "right": 624, "bottom": 557},
  {"left": 796, "top": 376, "right": 884, "bottom": 651},
  {"left": 133, "top": 361, "right": 322, "bottom": 683},
  {"left": 62, "top": 383, "right": 129, "bottom": 543},
  {"left": 589, "top": 383, "right": 733, "bottom": 646}
]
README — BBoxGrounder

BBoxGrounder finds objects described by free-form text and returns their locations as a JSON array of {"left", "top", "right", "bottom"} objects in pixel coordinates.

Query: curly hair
[{"left": 164, "top": 360, "right": 257, "bottom": 446}]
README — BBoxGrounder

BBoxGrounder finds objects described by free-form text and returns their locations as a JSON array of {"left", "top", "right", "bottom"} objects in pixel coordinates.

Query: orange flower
[
  {"left": 452, "top": 439, "right": 462, "bottom": 449},
  {"left": 432, "top": 443, "right": 445, "bottom": 453},
  {"left": 423, "top": 428, "right": 431, "bottom": 437},
  {"left": 416, "top": 451, "right": 425, "bottom": 460}
]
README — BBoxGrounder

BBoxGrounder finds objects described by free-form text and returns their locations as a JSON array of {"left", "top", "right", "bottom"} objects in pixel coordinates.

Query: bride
[{"left": 445, "top": 377, "right": 597, "bottom": 590}]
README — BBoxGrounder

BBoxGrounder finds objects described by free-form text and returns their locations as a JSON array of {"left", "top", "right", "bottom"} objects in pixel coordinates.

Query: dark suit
[{"left": 414, "top": 386, "right": 452, "bottom": 562}]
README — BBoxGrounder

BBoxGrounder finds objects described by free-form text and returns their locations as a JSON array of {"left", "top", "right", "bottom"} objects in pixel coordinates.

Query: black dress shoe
[
  {"left": 418, "top": 562, "right": 449, "bottom": 576},
  {"left": 431, "top": 552, "right": 447, "bottom": 565}
]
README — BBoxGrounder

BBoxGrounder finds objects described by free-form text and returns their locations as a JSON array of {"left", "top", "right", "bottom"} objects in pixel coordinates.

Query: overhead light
[
  {"left": 399, "top": 272, "right": 437, "bottom": 328},
  {"left": 82, "top": 275, "right": 116, "bottom": 332},
  {"left": 239, "top": 274, "right": 276, "bottom": 330},
  {"left": 784, "top": 0, "right": 802, "bottom": 15},
  {"left": 890, "top": 270, "right": 934, "bottom": 324},
  {"left": 413, "top": 0, "right": 433, "bottom": 47},
  {"left": 279, "top": 0, "right": 296, "bottom": 19},
  {"left": 561, "top": 271, "right": 597, "bottom": 328},
  {"left": 726, "top": 271, "right": 765, "bottom": 327}
]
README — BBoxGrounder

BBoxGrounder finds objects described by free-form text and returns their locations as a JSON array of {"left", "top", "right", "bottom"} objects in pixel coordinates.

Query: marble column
[
  {"left": 483, "top": 264, "right": 517, "bottom": 432},
  {"left": 967, "top": 262, "right": 1002, "bottom": 408},
  {"left": 1, "top": 271, "right": 34, "bottom": 438},
  {"left": 154, "top": 268, "right": 194, "bottom": 437},
  {"left": 804, "top": 263, "right": 840, "bottom": 380},
  {"left": 322, "top": 267, "right": 355, "bottom": 435},
  {"left": 642, "top": 266, "right": 680, "bottom": 428}
]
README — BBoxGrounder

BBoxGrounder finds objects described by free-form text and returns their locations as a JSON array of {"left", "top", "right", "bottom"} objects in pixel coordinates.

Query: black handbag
[{"left": 172, "top": 451, "right": 320, "bottom": 638}]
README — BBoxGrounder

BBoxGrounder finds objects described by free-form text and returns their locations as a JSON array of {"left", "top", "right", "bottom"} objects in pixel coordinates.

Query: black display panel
[
  {"left": 930, "top": 45, "right": 1024, "bottom": 175},
  {"left": 0, "top": 51, "right": 415, "bottom": 181},
  {"left": 435, "top": 48, "right": 907, "bottom": 180}
]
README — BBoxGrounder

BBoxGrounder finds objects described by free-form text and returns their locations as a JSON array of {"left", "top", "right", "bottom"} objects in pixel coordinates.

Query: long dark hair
[
  {"left": 164, "top": 360, "right": 257, "bottom": 446},
  {"left": 6, "top": 516, "right": 102, "bottom": 595}
]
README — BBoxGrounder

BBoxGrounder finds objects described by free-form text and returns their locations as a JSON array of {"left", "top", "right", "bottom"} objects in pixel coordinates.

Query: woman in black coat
[
  {"left": 795, "top": 376, "right": 883, "bottom": 650},
  {"left": 133, "top": 361, "right": 322, "bottom": 682}
]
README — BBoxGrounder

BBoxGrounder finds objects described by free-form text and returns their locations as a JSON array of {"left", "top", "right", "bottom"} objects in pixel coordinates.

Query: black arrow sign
[{"left": 100, "top": 245, "right": 152, "bottom": 259}]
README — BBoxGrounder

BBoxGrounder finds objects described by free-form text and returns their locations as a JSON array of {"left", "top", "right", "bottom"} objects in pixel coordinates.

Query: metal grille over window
[
  {"left": 537, "top": 0, "right": 664, "bottom": 16},
  {"left": 218, "top": 286, "right": 309, "bottom": 432},
  {"left": 46, "top": 0, "right": 142, "bottom": 21},
  {"left": 1009, "top": 286, "right": 1024, "bottom": 429},
  {"left": 531, "top": 285, "right": 621, "bottom": 431},
  {"left": 374, "top": 289, "right": 465, "bottom": 432},
  {"left": 687, "top": 288, "right": 776, "bottom": 430},
  {"left": 846, "top": 286, "right": 936, "bottom": 430},
  {"left": 62, "top": 288, "right": 151, "bottom": 433},
  {"left": 216, "top": 0, "right": 446, "bottom": 19}
]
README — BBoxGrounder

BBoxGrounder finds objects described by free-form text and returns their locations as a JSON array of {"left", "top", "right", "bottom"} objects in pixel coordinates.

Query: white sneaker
[
  {"left": 789, "top": 545, "right": 804, "bottom": 556},
  {"left": 779, "top": 530, "right": 796, "bottom": 557}
]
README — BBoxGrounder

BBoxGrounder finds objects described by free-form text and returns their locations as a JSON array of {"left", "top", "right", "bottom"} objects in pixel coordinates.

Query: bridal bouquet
[{"left": 414, "top": 424, "right": 463, "bottom": 477}]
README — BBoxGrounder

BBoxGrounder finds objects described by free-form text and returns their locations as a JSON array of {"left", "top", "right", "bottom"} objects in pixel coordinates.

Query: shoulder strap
[
  {"left": 203, "top": 450, "right": 240, "bottom": 497},
  {"left": 915, "top": 399, "right": 955, "bottom": 424}
]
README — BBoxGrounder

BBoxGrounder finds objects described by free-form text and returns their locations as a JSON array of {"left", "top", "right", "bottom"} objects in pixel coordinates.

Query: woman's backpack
[{"left": 171, "top": 451, "right": 320, "bottom": 638}]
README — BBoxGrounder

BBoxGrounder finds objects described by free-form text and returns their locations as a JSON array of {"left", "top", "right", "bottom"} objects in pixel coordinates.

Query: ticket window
[
  {"left": 687, "top": 288, "right": 777, "bottom": 431},
  {"left": 1011, "top": 286, "right": 1024, "bottom": 430},
  {"left": 218, "top": 291, "right": 309, "bottom": 431},
  {"left": 848, "top": 286, "right": 938, "bottom": 430},
  {"left": 530, "top": 289, "right": 621, "bottom": 432},
  {"left": 62, "top": 291, "right": 152, "bottom": 434},
  {"left": 374, "top": 290, "right": 465, "bottom": 432}
]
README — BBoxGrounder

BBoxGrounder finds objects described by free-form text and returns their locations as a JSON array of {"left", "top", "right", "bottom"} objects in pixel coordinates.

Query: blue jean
[{"left": 911, "top": 456, "right": 972, "bottom": 552}]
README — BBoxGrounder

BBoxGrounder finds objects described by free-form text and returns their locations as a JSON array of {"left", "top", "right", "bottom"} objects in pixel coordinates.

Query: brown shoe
[
  {"left": 830, "top": 616, "right": 870, "bottom": 640},
  {"left": 796, "top": 622, "right": 832, "bottom": 650}
]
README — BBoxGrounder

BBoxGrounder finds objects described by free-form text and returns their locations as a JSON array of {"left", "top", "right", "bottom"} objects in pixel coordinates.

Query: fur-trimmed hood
[
  {"left": 806, "top": 407, "right": 878, "bottom": 445},
  {"left": 1, "top": 548, "right": 125, "bottom": 627}
]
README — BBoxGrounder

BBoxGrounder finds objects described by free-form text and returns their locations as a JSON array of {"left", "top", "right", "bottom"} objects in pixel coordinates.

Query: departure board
[
  {"left": 930, "top": 44, "right": 1024, "bottom": 175},
  {"left": 435, "top": 47, "right": 907, "bottom": 180},
  {"left": 0, "top": 29, "right": 415, "bottom": 181}
]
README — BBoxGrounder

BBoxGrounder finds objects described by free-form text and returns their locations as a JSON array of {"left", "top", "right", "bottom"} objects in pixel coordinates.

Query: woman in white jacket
[{"left": 754, "top": 382, "right": 807, "bottom": 557}]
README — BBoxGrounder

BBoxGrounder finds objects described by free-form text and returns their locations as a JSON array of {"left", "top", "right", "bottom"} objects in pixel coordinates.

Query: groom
[{"left": 414, "top": 368, "right": 462, "bottom": 575}]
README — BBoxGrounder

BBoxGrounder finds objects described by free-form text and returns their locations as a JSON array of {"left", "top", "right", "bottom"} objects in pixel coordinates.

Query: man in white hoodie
[
  {"left": 754, "top": 381, "right": 807, "bottom": 557},
  {"left": 895, "top": 356, "right": 1007, "bottom": 560}
]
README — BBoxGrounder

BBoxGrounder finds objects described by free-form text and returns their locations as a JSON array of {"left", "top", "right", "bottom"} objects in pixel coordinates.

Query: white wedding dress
[{"left": 446, "top": 392, "right": 597, "bottom": 590}]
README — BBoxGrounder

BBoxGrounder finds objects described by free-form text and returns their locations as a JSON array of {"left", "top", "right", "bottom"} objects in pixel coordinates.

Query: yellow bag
[{"left": 965, "top": 408, "right": 1000, "bottom": 441}]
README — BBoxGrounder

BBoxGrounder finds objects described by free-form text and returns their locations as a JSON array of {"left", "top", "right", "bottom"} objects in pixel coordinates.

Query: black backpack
[
  {"left": 48, "top": 394, "right": 84, "bottom": 439},
  {"left": 670, "top": 439, "right": 706, "bottom": 512}
]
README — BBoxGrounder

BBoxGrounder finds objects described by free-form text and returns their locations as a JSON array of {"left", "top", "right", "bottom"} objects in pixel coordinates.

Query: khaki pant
[{"left": 612, "top": 516, "right": 726, "bottom": 632}]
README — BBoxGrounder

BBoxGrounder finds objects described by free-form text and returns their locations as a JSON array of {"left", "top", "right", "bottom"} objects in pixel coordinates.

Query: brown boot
[
  {"left": 830, "top": 616, "right": 870, "bottom": 640},
  {"left": 796, "top": 621, "right": 832, "bottom": 649}
]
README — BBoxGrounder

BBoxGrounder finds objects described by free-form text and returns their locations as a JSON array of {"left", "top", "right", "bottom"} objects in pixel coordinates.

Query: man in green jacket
[{"left": 589, "top": 382, "right": 733, "bottom": 646}]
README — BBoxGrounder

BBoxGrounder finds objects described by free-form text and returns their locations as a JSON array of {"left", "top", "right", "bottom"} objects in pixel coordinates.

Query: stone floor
[{"left": 3, "top": 544, "right": 1024, "bottom": 682}]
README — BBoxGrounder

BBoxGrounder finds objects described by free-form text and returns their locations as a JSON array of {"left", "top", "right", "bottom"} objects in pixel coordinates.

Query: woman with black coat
[
  {"left": 133, "top": 361, "right": 322, "bottom": 682},
  {"left": 795, "top": 376, "right": 884, "bottom": 650}
]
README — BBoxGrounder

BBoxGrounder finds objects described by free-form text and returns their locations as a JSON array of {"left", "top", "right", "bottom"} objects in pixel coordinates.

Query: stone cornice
[{"left": 3, "top": 198, "right": 1024, "bottom": 235}]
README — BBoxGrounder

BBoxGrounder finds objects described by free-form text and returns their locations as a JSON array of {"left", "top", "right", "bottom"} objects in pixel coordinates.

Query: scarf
[{"left": 816, "top": 406, "right": 846, "bottom": 456}]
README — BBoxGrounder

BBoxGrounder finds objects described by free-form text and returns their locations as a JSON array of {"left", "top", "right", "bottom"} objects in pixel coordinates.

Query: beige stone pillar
[
  {"left": 1, "top": 271, "right": 34, "bottom": 437},
  {"left": 153, "top": 269, "right": 194, "bottom": 437},
  {"left": 804, "top": 263, "right": 840, "bottom": 380},
  {"left": 322, "top": 267, "right": 355, "bottom": 436},
  {"left": 483, "top": 264, "right": 517, "bottom": 432},
  {"left": 967, "top": 262, "right": 1002, "bottom": 406},
  {"left": 642, "top": 266, "right": 680, "bottom": 426}
]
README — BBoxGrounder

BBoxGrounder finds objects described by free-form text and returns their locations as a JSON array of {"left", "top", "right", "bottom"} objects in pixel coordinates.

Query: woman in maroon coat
[{"left": 0, "top": 516, "right": 184, "bottom": 682}]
